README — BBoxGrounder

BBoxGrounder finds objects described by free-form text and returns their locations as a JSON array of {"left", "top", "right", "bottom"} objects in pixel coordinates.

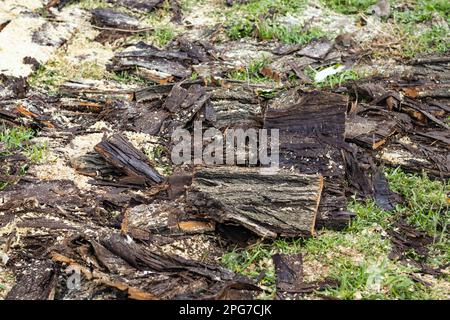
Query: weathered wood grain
[
  {"left": 187, "top": 166, "right": 323, "bottom": 238},
  {"left": 94, "top": 134, "right": 164, "bottom": 185}
]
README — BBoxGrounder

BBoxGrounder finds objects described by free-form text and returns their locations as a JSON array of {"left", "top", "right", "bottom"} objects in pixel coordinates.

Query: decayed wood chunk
[
  {"left": 264, "top": 90, "right": 349, "bottom": 228},
  {"left": 94, "top": 134, "right": 164, "bottom": 185},
  {"left": 273, "top": 253, "right": 338, "bottom": 298},
  {"left": 345, "top": 107, "right": 412, "bottom": 150},
  {"left": 264, "top": 90, "right": 347, "bottom": 176},
  {"left": 121, "top": 201, "right": 215, "bottom": 240},
  {"left": 111, "top": 43, "right": 192, "bottom": 80},
  {"left": 187, "top": 166, "right": 323, "bottom": 238},
  {"left": 160, "top": 84, "right": 210, "bottom": 136},
  {"left": 49, "top": 233, "right": 259, "bottom": 299},
  {"left": 273, "top": 253, "right": 303, "bottom": 293},
  {"left": 91, "top": 8, "right": 143, "bottom": 30},
  {"left": 107, "top": 0, "right": 164, "bottom": 12},
  {"left": 59, "top": 80, "right": 135, "bottom": 101},
  {"left": 5, "top": 260, "right": 56, "bottom": 300}
]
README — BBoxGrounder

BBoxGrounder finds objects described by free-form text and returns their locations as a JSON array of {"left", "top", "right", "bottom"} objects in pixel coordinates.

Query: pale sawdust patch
[
  {"left": 30, "top": 8, "right": 115, "bottom": 88},
  {"left": 182, "top": 0, "right": 222, "bottom": 40},
  {"left": 89, "top": 120, "right": 113, "bottom": 131},
  {"left": 159, "top": 234, "right": 222, "bottom": 262},
  {"left": 277, "top": 2, "right": 386, "bottom": 43},
  {"left": 0, "top": 15, "right": 77, "bottom": 78},
  {"left": 216, "top": 40, "right": 275, "bottom": 67},
  {"left": 302, "top": 254, "right": 330, "bottom": 282},
  {"left": 29, "top": 132, "right": 106, "bottom": 191},
  {"left": 65, "top": 133, "right": 105, "bottom": 160},
  {"left": 29, "top": 157, "right": 93, "bottom": 191},
  {"left": 123, "top": 131, "right": 160, "bottom": 150},
  {"left": 0, "top": 0, "right": 44, "bottom": 21},
  {"left": 124, "top": 131, "right": 171, "bottom": 175}
]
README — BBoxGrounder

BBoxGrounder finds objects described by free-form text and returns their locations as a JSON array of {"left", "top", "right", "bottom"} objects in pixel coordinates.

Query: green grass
[
  {"left": 400, "top": 25, "right": 449, "bottom": 58},
  {"left": 145, "top": 144, "right": 173, "bottom": 176},
  {"left": 129, "top": 7, "right": 179, "bottom": 48},
  {"left": 228, "top": 56, "right": 273, "bottom": 83},
  {"left": 259, "top": 25, "right": 326, "bottom": 44},
  {"left": 306, "top": 65, "right": 359, "bottom": 88},
  {"left": 24, "top": 143, "right": 48, "bottom": 163},
  {"left": 390, "top": 0, "right": 450, "bottom": 57},
  {"left": 152, "top": 26, "right": 177, "bottom": 47},
  {"left": 189, "top": 72, "right": 199, "bottom": 81},
  {"left": 394, "top": 0, "right": 450, "bottom": 24},
  {"left": 322, "top": 0, "right": 377, "bottom": 14},
  {"left": 225, "top": 0, "right": 313, "bottom": 42},
  {"left": 0, "top": 127, "right": 47, "bottom": 163},
  {"left": 0, "top": 126, "right": 47, "bottom": 190},
  {"left": 220, "top": 168, "right": 449, "bottom": 300},
  {"left": 29, "top": 60, "right": 108, "bottom": 90},
  {"left": 181, "top": 0, "right": 206, "bottom": 12},
  {"left": 226, "top": 0, "right": 306, "bottom": 20},
  {"left": 111, "top": 69, "right": 148, "bottom": 84},
  {"left": 221, "top": 239, "right": 302, "bottom": 297},
  {"left": 386, "top": 167, "right": 449, "bottom": 239},
  {"left": 0, "top": 127, "right": 35, "bottom": 149},
  {"left": 77, "top": 0, "right": 108, "bottom": 10}
]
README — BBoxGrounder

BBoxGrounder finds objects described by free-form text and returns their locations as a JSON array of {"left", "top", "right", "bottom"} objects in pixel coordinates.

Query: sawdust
[
  {"left": 29, "top": 8, "right": 115, "bottom": 87},
  {"left": 379, "top": 147, "right": 430, "bottom": 166},
  {"left": 89, "top": 120, "right": 113, "bottom": 131},
  {"left": 30, "top": 132, "right": 107, "bottom": 191},
  {"left": 0, "top": 15, "right": 77, "bottom": 77},
  {"left": 56, "top": 13, "right": 114, "bottom": 68},
  {"left": 216, "top": 40, "right": 275, "bottom": 66},
  {"left": 0, "top": 0, "right": 44, "bottom": 20},
  {"left": 302, "top": 255, "right": 329, "bottom": 282},
  {"left": 278, "top": 3, "right": 386, "bottom": 43},
  {"left": 182, "top": 0, "right": 220, "bottom": 40},
  {"left": 160, "top": 234, "right": 221, "bottom": 262},
  {"left": 123, "top": 131, "right": 160, "bottom": 150},
  {"left": 416, "top": 273, "right": 450, "bottom": 299},
  {"left": 65, "top": 133, "right": 105, "bottom": 159},
  {"left": 29, "top": 157, "right": 93, "bottom": 191}
]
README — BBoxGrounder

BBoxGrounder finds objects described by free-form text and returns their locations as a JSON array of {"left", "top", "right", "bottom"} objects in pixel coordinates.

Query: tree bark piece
[
  {"left": 273, "top": 253, "right": 303, "bottom": 293},
  {"left": 264, "top": 90, "right": 349, "bottom": 229},
  {"left": 106, "top": 0, "right": 164, "bottom": 12},
  {"left": 187, "top": 166, "right": 323, "bottom": 238},
  {"left": 111, "top": 43, "right": 192, "bottom": 80},
  {"left": 6, "top": 260, "right": 56, "bottom": 300},
  {"left": 91, "top": 8, "right": 142, "bottom": 30},
  {"left": 273, "top": 253, "right": 339, "bottom": 299},
  {"left": 94, "top": 134, "right": 164, "bottom": 185},
  {"left": 160, "top": 84, "right": 210, "bottom": 136}
]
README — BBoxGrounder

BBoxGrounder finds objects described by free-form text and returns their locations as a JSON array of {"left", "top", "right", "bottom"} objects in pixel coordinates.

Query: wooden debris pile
[{"left": 0, "top": 0, "right": 448, "bottom": 299}]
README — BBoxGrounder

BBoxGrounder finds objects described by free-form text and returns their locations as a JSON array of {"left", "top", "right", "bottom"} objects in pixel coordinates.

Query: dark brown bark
[
  {"left": 94, "top": 134, "right": 164, "bottom": 185},
  {"left": 187, "top": 166, "right": 323, "bottom": 238}
]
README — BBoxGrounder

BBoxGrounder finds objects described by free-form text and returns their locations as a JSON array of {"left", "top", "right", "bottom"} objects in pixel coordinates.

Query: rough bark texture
[
  {"left": 91, "top": 8, "right": 143, "bottom": 30},
  {"left": 5, "top": 260, "right": 56, "bottom": 300},
  {"left": 94, "top": 134, "right": 164, "bottom": 185},
  {"left": 187, "top": 166, "right": 323, "bottom": 238},
  {"left": 264, "top": 90, "right": 349, "bottom": 229}
]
